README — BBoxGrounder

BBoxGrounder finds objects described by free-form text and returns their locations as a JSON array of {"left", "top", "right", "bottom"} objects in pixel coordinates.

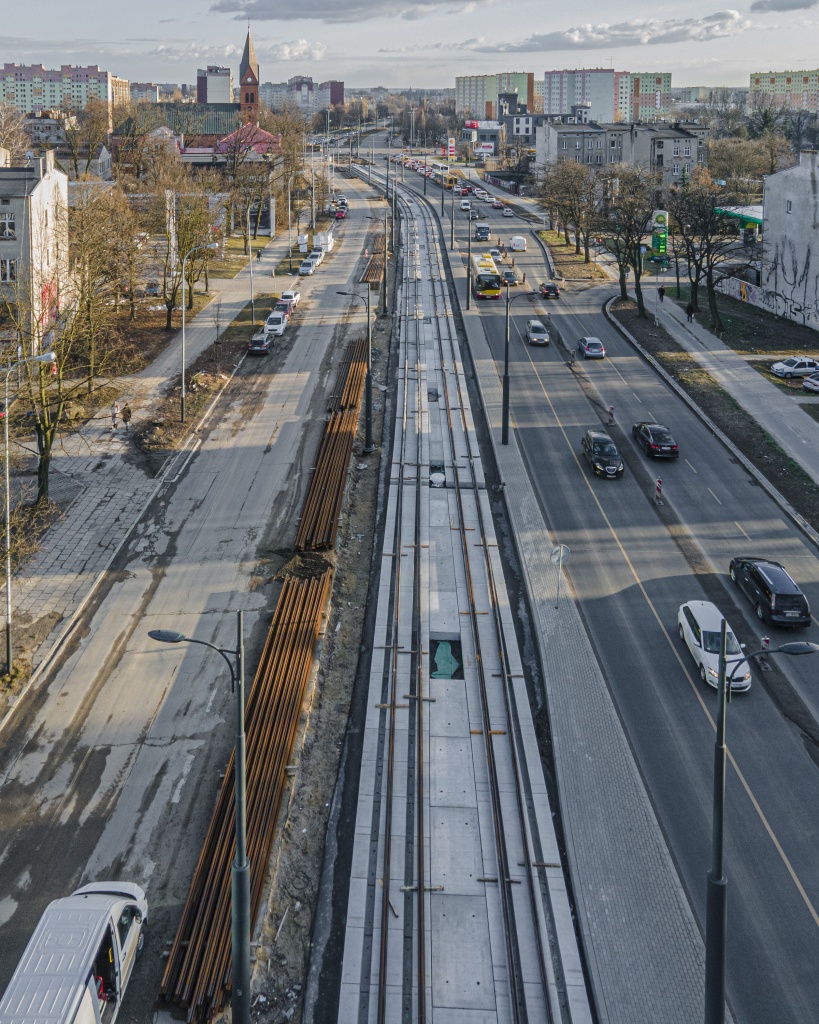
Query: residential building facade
[
  {"left": 1, "top": 64, "right": 129, "bottom": 114},
  {"left": 317, "top": 81, "right": 345, "bottom": 110},
  {"left": 130, "top": 82, "right": 160, "bottom": 103},
  {"left": 543, "top": 69, "right": 617, "bottom": 122},
  {"left": 749, "top": 69, "right": 819, "bottom": 112},
  {"left": 455, "top": 73, "right": 534, "bottom": 118},
  {"left": 196, "top": 66, "right": 233, "bottom": 105},
  {"left": 627, "top": 72, "right": 673, "bottom": 121},
  {"left": 287, "top": 76, "right": 315, "bottom": 115},
  {"left": 0, "top": 149, "right": 68, "bottom": 342},
  {"left": 260, "top": 82, "right": 289, "bottom": 111},
  {"left": 535, "top": 120, "right": 707, "bottom": 185}
]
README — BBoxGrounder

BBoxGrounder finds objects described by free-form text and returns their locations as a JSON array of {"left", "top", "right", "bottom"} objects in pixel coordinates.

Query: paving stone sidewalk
[
  {"left": 7, "top": 244, "right": 283, "bottom": 687},
  {"left": 652, "top": 297, "right": 819, "bottom": 484}
]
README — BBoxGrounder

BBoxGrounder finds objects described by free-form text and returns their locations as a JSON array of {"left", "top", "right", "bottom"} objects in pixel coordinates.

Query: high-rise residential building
[
  {"left": 532, "top": 79, "right": 545, "bottom": 114},
  {"left": 543, "top": 68, "right": 616, "bottom": 121},
  {"left": 130, "top": 82, "right": 160, "bottom": 103},
  {"left": 0, "top": 64, "right": 128, "bottom": 114},
  {"left": 196, "top": 66, "right": 233, "bottom": 105},
  {"left": 317, "top": 81, "right": 345, "bottom": 111},
  {"left": 749, "top": 69, "right": 819, "bottom": 112},
  {"left": 626, "top": 72, "right": 672, "bottom": 121},
  {"left": 260, "top": 82, "right": 289, "bottom": 110},
  {"left": 287, "top": 76, "right": 315, "bottom": 115},
  {"left": 456, "top": 73, "right": 533, "bottom": 118}
]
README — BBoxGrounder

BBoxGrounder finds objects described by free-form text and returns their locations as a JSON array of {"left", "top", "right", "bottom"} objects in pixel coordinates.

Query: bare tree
[
  {"left": 539, "top": 161, "right": 599, "bottom": 261},
  {"left": 57, "top": 98, "right": 111, "bottom": 179},
  {"left": 0, "top": 102, "right": 27, "bottom": 162},
  {"left": 598, "top": 166, "right": 660, "bottom": 314}
]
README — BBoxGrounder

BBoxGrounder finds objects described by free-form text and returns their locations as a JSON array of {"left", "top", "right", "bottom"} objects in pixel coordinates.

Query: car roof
[
  {"left": 582, "top": 336, "right": 602, "bottom": 344},
  {"left": 740, "top": 558, "right": 799, "bottom": 592},
  {"left": 638, "top": 422, "right": 670, "bottom": 431},
  {"left": 586, "top": 429, "right": 614, "bottom": 442},
  {"left": 529, "top": 320, "right": 547, "bottom": 330},
  {"left": 681, "top": 600, "right": 734, "bottom": 631}
]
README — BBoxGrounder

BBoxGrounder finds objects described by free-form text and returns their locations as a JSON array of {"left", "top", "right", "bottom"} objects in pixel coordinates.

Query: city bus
[
  {"left": 430, "top": 161, "right": 457, "bottom": 189},
  {"left": 471, "top": 253, "right": 502, "bottom": 300}
]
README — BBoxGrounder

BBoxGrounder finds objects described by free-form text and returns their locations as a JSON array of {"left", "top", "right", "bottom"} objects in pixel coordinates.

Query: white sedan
[
  {"left": 677, "top": 601, "right": 751, "bottom": 691},
  {"left": 770, "top": 356, "right": 819, "bottom": 378}
]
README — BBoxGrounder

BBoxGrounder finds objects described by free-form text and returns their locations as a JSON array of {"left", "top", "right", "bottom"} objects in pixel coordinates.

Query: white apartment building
[
  {"left": 1, "top": 64, "right": 128, "bottom": 114},
  {"left": 543, "top": 69, "right": 617, "bottom": 122},
  {"left": 196, "top": 66, "right": 233, "bottom": 104},
  {"left": 0, "top": 149, "right": 68, "bottom": 342}
]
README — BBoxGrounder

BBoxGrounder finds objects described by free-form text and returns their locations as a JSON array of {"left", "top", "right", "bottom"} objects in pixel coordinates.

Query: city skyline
[{"left": 4, "top": 0, "right": 819, "bottom": 90}]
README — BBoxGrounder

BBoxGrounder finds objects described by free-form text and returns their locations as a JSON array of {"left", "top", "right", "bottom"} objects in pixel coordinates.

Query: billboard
[{"left": 464, "top": 119, "right": 479, "bottom": 129}]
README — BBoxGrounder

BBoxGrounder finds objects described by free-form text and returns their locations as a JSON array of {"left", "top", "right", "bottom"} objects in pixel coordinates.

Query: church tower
[{"left": 239, "top": 27, "right": 259, "bottom": 122}]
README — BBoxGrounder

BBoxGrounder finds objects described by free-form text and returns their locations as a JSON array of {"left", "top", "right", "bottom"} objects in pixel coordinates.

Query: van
[
  {"left": 510, "top": 235, "right": 527, "bottom": 252},
  {"left": 475, "top": 222, "right": 491, "bottom": 242},
  {"left": 0, "top": 882, "right": 148, "bottom": 1024}
]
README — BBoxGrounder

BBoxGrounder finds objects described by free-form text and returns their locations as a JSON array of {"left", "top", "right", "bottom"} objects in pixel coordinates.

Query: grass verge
[{"left": 538, "top": 230, "right": 608, "bottom": 282}]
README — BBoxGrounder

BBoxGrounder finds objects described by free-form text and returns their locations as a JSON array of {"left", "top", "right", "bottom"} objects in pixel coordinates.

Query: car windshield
[
  {"left": 783, "top": 358, "right": 799, "bottom": 367},
  {"left": 702, "top": 631, "right": 742, "bottom": 655},
  {"left": 593, "top": 442, "right": 618, "bottom": 457}
]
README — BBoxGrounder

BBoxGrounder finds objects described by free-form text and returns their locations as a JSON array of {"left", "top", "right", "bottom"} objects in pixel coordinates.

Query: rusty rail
[{"left": 159, "top": 567, "right": 333, "bottom": 1023}]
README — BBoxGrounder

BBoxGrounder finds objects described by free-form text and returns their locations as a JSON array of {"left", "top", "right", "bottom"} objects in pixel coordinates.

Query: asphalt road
[
  {"left": 382, "top": 155, "right": 819, "bottom": 1024},
  {"left": 0, "top": 189, "right": 377, "bottom": 1011}
]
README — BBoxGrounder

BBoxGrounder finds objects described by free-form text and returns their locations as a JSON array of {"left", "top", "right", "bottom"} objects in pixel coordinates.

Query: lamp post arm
[{"left": 178, "top": 636, "right": 237, "bottom": 691}]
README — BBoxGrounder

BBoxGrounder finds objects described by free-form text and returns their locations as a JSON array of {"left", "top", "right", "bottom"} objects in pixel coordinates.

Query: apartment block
[
  {"left": 543, "top": 68, "right": 617, "bottom": 122},
  {"left": 1, "top": 64, "right": 128, "bottom": 114},
  {"left": 260, "top": 82, "right": 289, "bottom": 110},
  {"left": 749, "top": 69, "right": 819, "bottom": 112},
  {"left": 287, "top": 76, "right": 315, "bottom": 115},
  {"left": 130, "top": 82, "right": 160, "bottom": 103},
  {"left": 627, "top": 72, "right": 672, "bottom": 121},
  {"left": 317, "top": 80, "right": 345, "bottom": 110},
  {"left": 456, "top": 75, "right": 498, "bottom": 119},
  {"left": 196, "top": 66, "right": 233, "bottom": 105}
]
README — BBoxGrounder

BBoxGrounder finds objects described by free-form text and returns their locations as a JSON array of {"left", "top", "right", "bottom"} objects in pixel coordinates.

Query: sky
[{"left": 4, "top": 0, "right": 819, "bottom": 90}]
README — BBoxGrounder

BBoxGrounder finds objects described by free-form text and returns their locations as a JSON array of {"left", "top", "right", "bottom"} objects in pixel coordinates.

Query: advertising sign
[
  {"left": 651, "top": 209, "right": 668, "bottom": 259},
  {"left": 464, "top": 119, "right": 479, "bottom": 129},
  {"left": 448, "top": 137, "right": 456, "bottom": 158}
]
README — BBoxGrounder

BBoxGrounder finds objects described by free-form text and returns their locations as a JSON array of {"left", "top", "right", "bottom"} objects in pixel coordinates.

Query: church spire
[{"left": 240, "top": 26, "right": 259, "bottom": 84}]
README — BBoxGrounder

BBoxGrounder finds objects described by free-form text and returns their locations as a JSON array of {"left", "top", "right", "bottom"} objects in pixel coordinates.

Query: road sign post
[{"left": 551, "top": 544, "right": 570, "bottom": 610}]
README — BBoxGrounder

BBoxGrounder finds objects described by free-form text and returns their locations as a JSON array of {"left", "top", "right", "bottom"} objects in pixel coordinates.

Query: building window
[
  {"left": 787, "top": 200, "right": 793, "bottom": 214},
  {"left": 610, "top": 139, "right": 617, "bottom": 148},
  {"left": 684, "top": 163, "right": 690, "bottom": 174},
  {"left": 656, "top": 141, "right": 664, "bottom": 149},
  {"left": 561, "top": 140, "right": 568, "bottom": 149},
  {"left": 0, "top": 259, "right": 16, "bottom": 282},
  {"left": 597, "top": 140, "right": 602, "bottom": 148},
  {"left": 673, "top": 163, "right": 680, "bottom": 175},
  {"left": 610, "top": 154, "right": 616, "bottom": 163},
  {"left": 0, "top": 212, "right": 15, "bottom": 239},
  {"left": 596, "top": 154, "right": 602, "bottom": 164},
  {"left": 575, "top": 140, "right": 581, "bottom": 149},
  {"left": 673, "top": 145, "right": 680, "bottom": 156},
  {"left": 586, "top": 155, "right": 592, "bottom": 163},
  {"left": 684, "top": 145, "right": 691, "bottom": 156}
]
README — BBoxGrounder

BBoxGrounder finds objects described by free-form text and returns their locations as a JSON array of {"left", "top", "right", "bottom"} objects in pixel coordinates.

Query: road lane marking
[
  {"left": 735, "top": 521, "right": 752, "bottom": 541},
  {"left": 518, "top": 344, "right": 819, "bottom": 932},
  {"left": 684, "top": 458, "right": 698, "bottom": 473},
  {"left": 708, "top": 487, "right": 723, "bottom": 505},
  {"left": 632, "top": 392, "right": 642, "bottom": 403}
]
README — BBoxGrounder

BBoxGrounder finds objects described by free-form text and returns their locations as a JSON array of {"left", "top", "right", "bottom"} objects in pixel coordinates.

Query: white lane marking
[
  {"left": 735, "top": 521, "right": 752, "bottom": 541},
  {"left": 685, "top": 459, "right": 698, "bottom": 473},
  {"left": 632, "top": 392, "right": 642, "bottom": 403},
  {"left": 708, "top": 487, "right": 723, "bottom": 505}
]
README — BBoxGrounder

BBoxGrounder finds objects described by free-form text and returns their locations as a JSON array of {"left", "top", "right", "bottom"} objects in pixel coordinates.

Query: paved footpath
[{"left": 4, "top": 241, "right": 285, "bottom": 699}]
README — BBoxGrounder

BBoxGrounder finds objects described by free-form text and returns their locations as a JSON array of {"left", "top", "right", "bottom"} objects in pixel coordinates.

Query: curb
[
  {"left": 0, "top": 352, "right": 248, "bottom": 742},
  {"left": 603, "top": 295, "right": 819, "bottom": 555}
]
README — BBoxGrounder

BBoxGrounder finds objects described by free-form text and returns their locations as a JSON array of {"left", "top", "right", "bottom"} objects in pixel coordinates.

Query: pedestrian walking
[
  {"left": 122, "top": 404, "right": 132, "bottom": 433},
  {"left": 686, "top": 301, "right": 694, "bottom": 322},
  {"left": 256, "top": 247, "right": 261, "bottom": 261},
  {"left": 522, "top": 272, "right": 526, "bottom": 284},
  {"left": 658, "top": 286, "right": 665, "bottom": 302},
  {"left": 110, "top": 401, "right": 119, "bottom": 432},
  {"left": 608, "top": 405, "right": 615, "bottom": 425}
]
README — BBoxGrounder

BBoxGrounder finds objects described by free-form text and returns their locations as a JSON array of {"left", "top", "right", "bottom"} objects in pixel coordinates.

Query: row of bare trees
[{"left": 538, "top": 160, "right": 752, "bottom": 331}]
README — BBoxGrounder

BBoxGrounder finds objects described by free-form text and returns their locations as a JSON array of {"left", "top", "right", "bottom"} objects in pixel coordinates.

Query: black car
[
  {"left": 540, "top": 282, "right": 560, "bottom": 299},
  {"left": 632, "top": 421, "right": 679, "bottom": 458},
  {"left": 581, "top": 429, "right": 624, "bottom": 478},
  {"left": 502, "top": 269, "right": 518, "bottom": 286},
  {"left": 729, "top": 557, "right": 811, "bottom": 626},
  {"left": 247, "top": 333, "right": 272, "bottom": 356}
]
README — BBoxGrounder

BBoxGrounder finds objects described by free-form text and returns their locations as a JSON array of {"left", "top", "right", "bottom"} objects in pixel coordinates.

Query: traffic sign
[{"left": 551, "top": 544, "right": 570, "bottom": 565}]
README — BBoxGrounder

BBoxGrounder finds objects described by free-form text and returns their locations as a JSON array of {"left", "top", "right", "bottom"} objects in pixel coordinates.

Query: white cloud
[
  {"left": 455, "top": 10, "right": 751, "bottom": 51},
  {"left": 210, "top": 0, "right": 489, "bottom": 22},
  {"left": 750, "top": 0, "right": 816, "bottom": 10},
  {"left": 269, "top": 39, "right": 327, "bottom": 61}
]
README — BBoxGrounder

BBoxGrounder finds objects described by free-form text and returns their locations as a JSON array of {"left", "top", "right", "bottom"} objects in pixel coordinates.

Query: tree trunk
[
  {"left": 563, "top": 221, "right": 570, "bottom": 246},
  {"left": 706, "top": 269, "right": 724, "bottom": 333},
  {"left": 574, "top": 226, "right": 581, "bottom": 255},
  {"left": 619, "top": 268, "right": 628, "bottom": 300},
  {"left": 36, "top": 434, "right": 51, "bottom": 505},
  {"left": 583, "top": 234, "right": 590, "bottom": 264},
  {"left": 165, "top": 303, "right": 173, "bottom": 330},
  {"left": 691, "top": 279, "right": 700, "bottom": 310},
  {"left": 634, "top": 269, "right": 646, "bottom": 317}
]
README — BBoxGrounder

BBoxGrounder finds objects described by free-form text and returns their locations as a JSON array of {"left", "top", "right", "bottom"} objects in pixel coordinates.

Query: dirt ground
[
  {"left": 611, "top": 298, "right": 819, "bottom": 534},
  {"left": 538, "top": 230, "right": 608, "bottom": 282}
]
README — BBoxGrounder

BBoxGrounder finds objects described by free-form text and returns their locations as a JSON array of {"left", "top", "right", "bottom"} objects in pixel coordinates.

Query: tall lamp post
[
  {"left": 466, "top": 227, "right": 472, "bottom": 310},
  {"left": 4, "top": 351, "right": 56, "bottom": 674},
  {"left": 337, "top": 289, "right": 375, "bottom": 453},
  {"left": 502, "top": 285, "right": 534, "bottom": 445},
  {"left": 246, "top": 208, "right": 255, "bottom": 325},
  {"left": 149, "top": 611, "right": 250, "bottom": 1024},
  {"left": 704, "top": 634, "right": 819, "bottom": 1024},
  {"left": 181, "top": 242, "right": 218, "bottom": 423},
  {"left": 450, "top": 182, "right": 455, "bottom": 249}
]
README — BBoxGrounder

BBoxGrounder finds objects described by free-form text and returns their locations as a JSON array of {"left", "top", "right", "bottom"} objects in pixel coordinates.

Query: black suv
[
  {"left": 729, "top": 557, "right": 811, "bottom": 626},
  {"left": 581, "top": 429, "right": 624, "bottom": 478}
]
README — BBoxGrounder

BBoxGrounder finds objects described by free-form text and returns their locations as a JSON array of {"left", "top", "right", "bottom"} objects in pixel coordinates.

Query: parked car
[
  {"left": 540, "top": 282, "right": 560, "bottom": 299},
  {"left": 729, "top": 556, "right": 811, "bottom": 626},
  {"left": 248, "top": 331, "right": 272, "bottom": 355},
  {"left": 678, "top": 601, "right": 751, "bottom": 691},
  {"left": 280, "top": 289, "right": 301, "bottom": 307},
  {"left": 770, "top": 356, "right": 819, "bottom": 378},
  {"left": 264, "top": 312, "right": 287, "bottom": 336},
  {"left": 299, "top": 259, "right": 316, "bottom": 275},
  {"left": 578, "top": 337, "right": 606, "bottom": 359},
  {"left": 138, "top": 280, "right": 161, "bottom": 298},
  {"left": 273, "top": 300, "right": 292, "bottom": 318},
  {"left": 526, "top": 320, "right": 550, "bottom": 346},
  {"left": 502, "top": 207, "right": 514, "bottom": 217},
  {"left": 502, "top": 269, "right": 517, "bottom": 287},
  {"left": 581, "top": 429, "right": 624, "bottom": 478},
  {"left": 309, "top": 248, "right": 324, "bottom": 265},
  {"left": 631, "top": 422, "right": 679, "bottom": 458},
  {"left": 803, "top": 372, "right": 819, "bottom": 393}
]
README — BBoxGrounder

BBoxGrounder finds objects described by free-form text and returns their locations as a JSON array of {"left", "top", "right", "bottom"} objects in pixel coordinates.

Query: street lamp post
[
  {"left": 4, "top": 351, "right": 56, "bottom": 674},
  {"left": 337, "top": 290, "right": 374, "bottom": 453},
  {"left": 382, "top": 205, "right": 389, "bottom": 317},
  {"left": 450, "top": 182, "right": 455, "bottom": 249},
  {"left": 181, "top": 242, "right": 218, "bottom": 423},
  {"left": 704, "top": 633, "right": 819, "bottom": 1024},
  {"left": 466, "top": 227, "right": 472, "bottom": 310},
  {"left": 246, "top": 208, "right": 255, "bottom": 325},
  {"left": 501, "top": 286, "right": 534, "bottom": 445},
  {"left": 148, "top": 611, "right": 250, "bottom": 1024}
]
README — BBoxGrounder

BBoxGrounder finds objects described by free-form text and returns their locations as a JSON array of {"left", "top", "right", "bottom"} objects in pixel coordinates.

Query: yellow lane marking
[{"left": 516, "top": 347, "right": 819, "bottom": 930}]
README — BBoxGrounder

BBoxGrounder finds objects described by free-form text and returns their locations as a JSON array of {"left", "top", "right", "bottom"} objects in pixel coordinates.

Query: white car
[
  {"left": 677, "top": 601, "right": 751, "bottom": 691},
  {"left": 474, "top": 189, "right": 487, "bottom": 199},
  {"left": 280, "top": 289, "right": 301, "bottom": 307},
  {"left": 483, "top": 193, "right": 494, "bottom": 202},
  {"left": 502, "top": 207, "right": 514, "bottom": 217},
  {"left": 803, "top": 372, "right": 819, "bottom": 393},
  {"left": 526, "top": 320, "right": 550, "bottom": 345},
  {"left": 309, "top": 249, "right": 324, "bottom": 265},
  {"left": 299, "top": 259, "right": 316, "bottom": 276},
  {"left": 460, "top": 199, "right": 471, "bottom": 211},
  {"left": 264, "top": 312, "right": 288, "bottom": 337},
  {"left": 770, "top": 356, "right": 819, "bottom": 378}
]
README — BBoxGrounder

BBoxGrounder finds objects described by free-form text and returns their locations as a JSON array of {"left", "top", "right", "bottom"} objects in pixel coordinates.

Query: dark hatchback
[
  {"left": 632, "top": 421, "right": 679, "bottom": 458},
  {"left": 729, "top": 556, "right": 811, "bottom": 626},
  {"left": 540, "top": 282, "right": 560, "bottom": 299},
  {"left": 581, "top": 429, "right": 624, "bottom": 478},
  {"left": 247, "top": 333, "right": 272, "bottom": 356}
]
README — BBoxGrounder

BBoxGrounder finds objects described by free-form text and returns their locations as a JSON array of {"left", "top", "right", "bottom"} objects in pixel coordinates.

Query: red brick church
[{"left": 239, "top": 28, "right": 259, "bottom": 123}]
